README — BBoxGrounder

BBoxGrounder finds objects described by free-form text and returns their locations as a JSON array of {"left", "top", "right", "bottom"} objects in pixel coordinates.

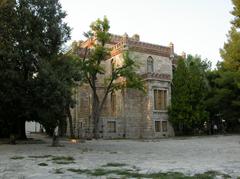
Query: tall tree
[
  {"left": 32, "top": 54, "right": 81, "bottom": 145},
  {"left": 206, "top": 68, "right": 240, "bottom": 132},
  {"left": 169, "top": 55, "right": 210, "bottom": 135},
  {"left": 220, "top": 0, "right": 240, "bottom": 71},
  {"left": 80, "top": 17, "right": 144, "bottom": 138},
  {"left": 0, "top": 0, "right": 23, "bottom": 139},
  {"left": 0, "top": 0, "right": 71, "bottom": 139},
  {"left": 214, "top": 0, "right": 240, "bottom": 132}
]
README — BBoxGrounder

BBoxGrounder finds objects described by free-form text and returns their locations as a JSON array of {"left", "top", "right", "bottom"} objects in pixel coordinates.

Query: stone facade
[{"left": 68, "top": 34, "right": 175, "bottom": 139}]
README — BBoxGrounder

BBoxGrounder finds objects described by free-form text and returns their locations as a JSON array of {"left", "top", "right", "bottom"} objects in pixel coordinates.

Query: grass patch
[
  {"left": 54, "top": 168, "right": 64, "bottom": 174},
  {"left": 29, "top": 155, "right": 52, "bottom": 159},
  {"left": 38, "top": 163, "right": 48, "bottom": 166},
  {"left": 54, "top": 161, "right": 75, "bottom": 165},
  {"left": 67, "top": 168, "right": 232, "bottom": 178},
  {"left": 52, "top": 156, "right": 74, "bottom": 161},
  {"left": 51, "top": 156, "right": 75, "bottom": 165},
  {"left": 144, "top": 172, "right": 185, "bottom": 179},
  {"left": 102, "top": 162, "right": 128, "bottom": 167},
  {"left": 91, "top": 168, "right": 116, "bottom": 176},
  {"left": 67, "top": 168, "right": 91, "bottom": 174},
  {"left": 10, "top": 156, "right": 24, "bottom": 160},
  {"left": 109, "top": 151, "right": 118, "bottom": 154},
  {"left": 195, "top": 171, "right": 231, "bottom": 179}
]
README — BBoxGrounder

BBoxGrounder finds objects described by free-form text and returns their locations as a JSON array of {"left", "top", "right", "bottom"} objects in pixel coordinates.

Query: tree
[
  {"left": 0, "top": 0, "right": 71, "bottom": 140},
  {"left": 32, "top": 54, "right": 81, "bottom": 145},
  {"left": 0, "top": 0, "right": 28, "bottom": 140},
  {"left": 169, "top": 55, "right": 210, "bottom": 135},
  {"left": 213, "top": 0, "right": 240, "bottom": 132},
  {"left": 206, "top": 68, "right": 240, "bottom": 132},
  {"left": 80, "top": 17, "right": 144, "bottom": 138}
]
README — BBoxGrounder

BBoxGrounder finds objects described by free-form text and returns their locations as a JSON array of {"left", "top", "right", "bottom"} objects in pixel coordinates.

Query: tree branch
[{"left": 99, "top": 75, "right": 115, "bottom": 112}]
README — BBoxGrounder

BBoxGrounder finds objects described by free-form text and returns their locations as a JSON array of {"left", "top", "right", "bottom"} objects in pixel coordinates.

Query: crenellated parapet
[
  {"left": 78, "top": 33, "right": 173, "bottom": 59},
  {"left": 111, "top": 34, "right": 172, "bottom": 57}
]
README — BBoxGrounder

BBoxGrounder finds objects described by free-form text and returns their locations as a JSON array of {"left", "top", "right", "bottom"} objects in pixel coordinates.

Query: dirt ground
[{"left": 0, "top": 134, "right": 240, "bottom": 179}]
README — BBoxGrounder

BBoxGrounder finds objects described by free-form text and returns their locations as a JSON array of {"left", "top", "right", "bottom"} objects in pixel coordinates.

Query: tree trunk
[
  {"left": 66, "top": 106, "right": 75, "bottom": 138},
  {"left": 92, "top": 93, "right": 100, "bottom": 139},
  {"left": 52, "top": 134, "right": 59, "bottom": 147},
  {"left": 52, "top": 128, "right": 60, "bottom": 147},
  {"left": 9, "top": 134, "right": 16, "bottom": 144},
  {"left": 9, "top": 123, "right": 17, "bottom": 144},
  {"left": 18, "top": 120, "right": 27, "bottom": 140},
  {"left": 58, "top": 118, "right": 67, "bottom": 137},
  {"left": 93, "top": 112, "right": 100, "bottom": 139}
]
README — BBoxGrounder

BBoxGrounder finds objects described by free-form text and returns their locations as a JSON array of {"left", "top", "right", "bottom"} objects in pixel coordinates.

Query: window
[
  {"left": 162, "top": 121, "right": 168, "bottom": 132},
  {"left": 147, "top": 56, "right": 154, "bottom": 73},
  {"left": 111, "top": 92, "right": 116, "bottom": 115},
  {"left": 154, "top": 89, "right": 167, "bottom": 110},
  {"left": 155, "top": 121, "right": 161, "bottom": 132},
  {"left": 107, "top": 121, "right": 116, "bottom": 133}
]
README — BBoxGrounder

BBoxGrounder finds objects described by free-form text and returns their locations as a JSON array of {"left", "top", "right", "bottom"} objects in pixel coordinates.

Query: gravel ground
[{"left": 0, "top": 134, "right": 240, "bottom": 179}]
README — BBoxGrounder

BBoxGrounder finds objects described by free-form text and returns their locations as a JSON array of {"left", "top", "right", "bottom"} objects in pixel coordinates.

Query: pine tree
[{"left": 214, "top": 0, "right": 240, "bottom": 132}]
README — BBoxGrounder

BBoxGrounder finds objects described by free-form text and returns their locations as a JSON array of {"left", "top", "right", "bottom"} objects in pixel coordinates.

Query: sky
[{"left": 60, "top": 0, "right": 233, "bottom": 67}]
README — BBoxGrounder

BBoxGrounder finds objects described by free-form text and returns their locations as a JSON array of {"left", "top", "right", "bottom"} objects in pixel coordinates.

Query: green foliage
[
  {"left": 0, "top": 0, "right": 71, "bottom": 138},
  {"left": 220, "top": 27, "right": 240, "bottom": 71},
  {"left": 79, "top": 17, "right": 144, "bottom": 138},
  {"left": 211, "top": 0, "right": 240, "bottom": 132},
  {"left": 0, "top": 0, "right": 24, "bottom": 138},
  {"left": 169, "top": 55, "right": 210, "bottom": 135},
  {"left": 206, "top": 68, "right": 240, "bottom": 132},
  {"left": 231, "top": 0, "right": 240, "bottom": 28},
  {"left": 32, "top": 55, "right": 82, "bottom": 136}
]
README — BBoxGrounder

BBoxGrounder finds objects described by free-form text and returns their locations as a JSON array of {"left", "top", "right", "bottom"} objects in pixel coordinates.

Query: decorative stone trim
[
  {"left": 110, "top": 38, "right": 171, "bottom": 57},
  {"left": 79, "top": 33, "right": 172, "bottom": 58},
  {"left": 142, "top": 73, "right": 171, "bottom": 81}
]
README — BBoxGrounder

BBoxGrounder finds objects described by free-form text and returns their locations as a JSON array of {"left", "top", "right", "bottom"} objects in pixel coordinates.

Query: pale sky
[{"left": 60, "top": 0, "right": 233, "bottom": 67}]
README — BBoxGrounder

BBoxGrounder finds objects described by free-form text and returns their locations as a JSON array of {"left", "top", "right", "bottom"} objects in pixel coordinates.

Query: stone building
[{"left": 68, "top": 33, "right": 176, "bottom": 139}]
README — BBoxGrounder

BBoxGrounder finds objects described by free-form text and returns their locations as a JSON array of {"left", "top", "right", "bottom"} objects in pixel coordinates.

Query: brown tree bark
[
  {"left": 92, "top": 92, "right": 100, "bottom": 139},
  {"left": 90, "top": 76, "right": 113, "bottom": 139},
  {"left": 66, "top": 105, "right": 75, "bottom": 138}
]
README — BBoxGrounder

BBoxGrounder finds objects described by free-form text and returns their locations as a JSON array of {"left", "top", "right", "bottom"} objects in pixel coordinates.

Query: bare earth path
[{"left": 0, "top": 134, "right": 240, "bottom": 178}]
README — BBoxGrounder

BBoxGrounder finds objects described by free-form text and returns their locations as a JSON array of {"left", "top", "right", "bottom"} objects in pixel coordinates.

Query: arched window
[{"left": 147, "top": 56, "right": 154, "bottom": 73}]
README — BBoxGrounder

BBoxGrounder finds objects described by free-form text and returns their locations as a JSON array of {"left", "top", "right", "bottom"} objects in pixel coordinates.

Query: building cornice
[
  {"left": 110, "top": 37, "right": 171, "bottom": 58},
  {"left": 78, "top": 33, "right": 173, "bottom": 59},
  {"left": 141, "top": 73, "right": 171, "bottom": 82}
]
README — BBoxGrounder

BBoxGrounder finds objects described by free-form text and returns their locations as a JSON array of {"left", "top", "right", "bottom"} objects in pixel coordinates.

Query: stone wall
[{"left": 67, "top": 34, "right": 175, "bottom": 139}]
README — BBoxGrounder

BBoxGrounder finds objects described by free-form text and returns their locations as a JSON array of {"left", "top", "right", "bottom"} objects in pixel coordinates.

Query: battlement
[
  {"left": 78, "top": 33, "right": 173, "bottom": 58},
  {"left": 110, "top": 33, "right": 172, "bottom": 57}
]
